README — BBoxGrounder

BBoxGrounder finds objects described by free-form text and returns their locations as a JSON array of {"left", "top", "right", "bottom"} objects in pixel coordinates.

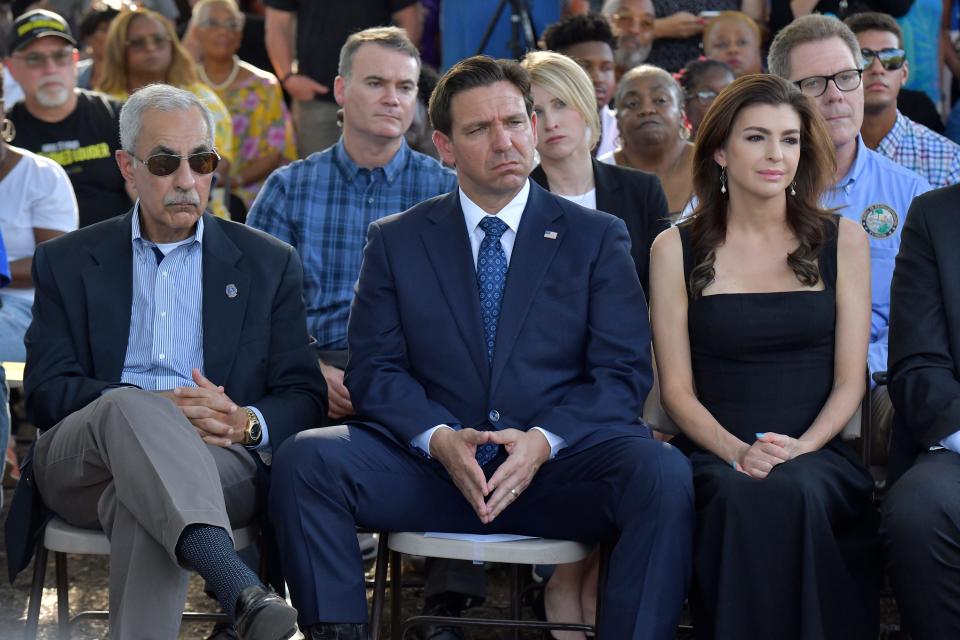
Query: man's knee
[
  {"left": 616, "top": 438, "right": 694, "bottom": 512},
  {"left": 271, "top": 426, "right": 351, "bottom": 496},
  {"left": 883, "top": 458, "right": 960, "bottom": 551}
]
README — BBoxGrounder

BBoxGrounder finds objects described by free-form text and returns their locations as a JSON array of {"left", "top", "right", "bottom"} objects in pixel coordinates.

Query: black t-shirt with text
[
  {"left": 263, "top": 0, "right": 418, "bottom": 103},
  {"left": 8, "top": 90, "right": 131, "bottom": 228}
]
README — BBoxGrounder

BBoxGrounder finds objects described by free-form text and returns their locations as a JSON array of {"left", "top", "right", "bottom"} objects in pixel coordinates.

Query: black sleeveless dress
[{"left": 676, "top": 221, "right": 879, "bottom": 639}]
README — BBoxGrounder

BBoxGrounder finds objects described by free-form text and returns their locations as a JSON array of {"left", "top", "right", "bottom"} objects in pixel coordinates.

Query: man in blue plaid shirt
[
  {"left": 248, "top": 26, "right": 455, "bottom": 421},
  {"left": 848, "top": 13, "right": 960, "bottom": 188}
]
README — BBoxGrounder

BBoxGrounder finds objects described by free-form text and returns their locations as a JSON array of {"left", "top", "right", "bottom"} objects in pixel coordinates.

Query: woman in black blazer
[
  {"left": 521, "top": 50, "right": 671, "bottom": 638},
  {"left": 523, "top": 51, "right": 670, "bottom": 300}
]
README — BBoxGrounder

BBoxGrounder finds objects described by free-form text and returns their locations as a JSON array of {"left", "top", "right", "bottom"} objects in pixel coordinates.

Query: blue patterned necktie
[{"left": 475, "top": 216, "right": 509, "bottom": 466}]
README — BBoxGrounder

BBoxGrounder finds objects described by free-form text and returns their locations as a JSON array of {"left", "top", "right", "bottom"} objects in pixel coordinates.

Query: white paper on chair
[{"left": 423, "top": 532, "right": 539, "bottom": 543}]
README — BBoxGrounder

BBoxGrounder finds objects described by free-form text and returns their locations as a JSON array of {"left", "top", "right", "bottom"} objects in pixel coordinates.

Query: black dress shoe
[
  {"left": 302, "top": 623, "right": 370, "bottom": 639},
  {"left": 413, "top": 596, "right": 465, "bottom": 640},
  {"left": 234, "top": 585, "right": 299, "bottom": 640}
]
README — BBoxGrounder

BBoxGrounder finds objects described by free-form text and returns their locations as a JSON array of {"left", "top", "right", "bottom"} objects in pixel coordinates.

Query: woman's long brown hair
[{"left": 680, "top": 74, "right": 838, "bottom": 298}]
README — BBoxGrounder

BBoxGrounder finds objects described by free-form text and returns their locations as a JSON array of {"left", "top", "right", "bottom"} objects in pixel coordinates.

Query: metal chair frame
[
  {"left": 23, "top": 516, "right": 259, "bottom": 640},
  {"left": 369, "top": 532, "right": 610, "bottom": 640}
]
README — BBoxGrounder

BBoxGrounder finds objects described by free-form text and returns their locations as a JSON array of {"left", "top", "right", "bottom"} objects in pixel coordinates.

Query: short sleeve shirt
[{"left": 263, "top": 0, "right": 418, "bottom": 102}]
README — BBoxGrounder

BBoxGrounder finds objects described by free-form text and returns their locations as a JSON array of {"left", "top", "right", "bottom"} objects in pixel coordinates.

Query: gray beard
[
  {"left": 36, "top": 85, "right": 70, "bottom": 108},
  {"left": 615, "top": 43, "right": 652, "bottom": 71}
]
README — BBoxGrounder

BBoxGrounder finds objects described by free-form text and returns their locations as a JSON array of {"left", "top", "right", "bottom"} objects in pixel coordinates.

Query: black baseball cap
[{"left": 9, "top": 9, "right": 77, "bottom": 54}]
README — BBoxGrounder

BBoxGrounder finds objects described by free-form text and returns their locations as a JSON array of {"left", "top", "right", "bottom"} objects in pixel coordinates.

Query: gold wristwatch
[{"left": 242, "top": 407, "right": 262, "bottom": 447}]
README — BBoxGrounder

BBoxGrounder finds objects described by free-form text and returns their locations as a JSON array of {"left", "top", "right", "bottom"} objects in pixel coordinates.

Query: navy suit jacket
[
  {"left": 888, "top": 185, "right": 960, "bottom": 483},
  {"left": 5, "top": 210, "right": 327, "bottom": 581},
  {"left": 530, "top": 159, "right": 670, "bottom": 298},
  {"left": 344, "top": 181, "right": 652, "bottom": 456}
]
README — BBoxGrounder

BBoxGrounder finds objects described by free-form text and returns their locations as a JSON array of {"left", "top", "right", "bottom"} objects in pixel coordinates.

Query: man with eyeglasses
[
  {"left": 600, "top": 0, "right": 656, "bottom": 78},
  {"left": 5, "top": 9, "right": 132, "bottom": 228},
  {"left": 845, "top": 12, "right": 960, "bottom": 189},
  {"left": 4, "top": 83, "right": 326, "bottom": 640},
  {"left": 768, "top": 14, "right": 931, "bottom": 463}
]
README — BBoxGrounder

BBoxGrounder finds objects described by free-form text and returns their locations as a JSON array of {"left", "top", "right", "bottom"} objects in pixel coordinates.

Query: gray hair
[
  {"left": 768, "top": 14, "right": 862, "bottom": 79},
  {"left": 119, "top": 84, "right": 216, "bottom": 152},
  {"left": 600, "top": 0, "right": 624, "bottom": 14},
  {"left": 190, "top": 0, "right": 245, "bottom": 31},
  {"left": 615, "top": 64, "right": 683, "bottom": 107},
  {"left": 338, "top": 26, "right": 420, "bottom": 79}
]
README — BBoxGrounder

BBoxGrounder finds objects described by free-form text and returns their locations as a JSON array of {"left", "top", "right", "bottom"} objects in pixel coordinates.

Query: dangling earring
[
  {"left": 720, "top": 167, "right": 727, "bottom": 194},
  {"left": 789, "top": 181, "right": 797, "bottom": 196},
  {"left": 0, "top": 117, "right": 13, "bottom": 143}
]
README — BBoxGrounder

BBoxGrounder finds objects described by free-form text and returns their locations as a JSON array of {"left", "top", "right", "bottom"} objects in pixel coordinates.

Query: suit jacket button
[{"left": 488, "top": 410, "right": 500, "bottom": 423}]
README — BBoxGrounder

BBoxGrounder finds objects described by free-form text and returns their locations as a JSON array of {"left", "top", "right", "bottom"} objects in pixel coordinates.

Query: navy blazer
[
  {"left": 888, "top": 185, "right": 960, "bottom": 483},
  {"left": 344, "top": 181, "right": 652, "bottom": 456},
  {"left": 6, "top": 210, "right": 326, "bottom": 581},
  {"left": 530, "top": 159, "right": 670, "bottom": 299}
]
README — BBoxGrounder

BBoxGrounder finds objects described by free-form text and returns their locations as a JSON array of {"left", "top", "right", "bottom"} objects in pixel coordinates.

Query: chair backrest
[{"left": 643, "top": 367, "right": 863, "bottom": 441}]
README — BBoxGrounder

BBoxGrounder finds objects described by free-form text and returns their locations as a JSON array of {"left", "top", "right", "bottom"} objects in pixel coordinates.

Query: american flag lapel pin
[{"left": 543, "top": 230, "right": 558, "bottom": 240}]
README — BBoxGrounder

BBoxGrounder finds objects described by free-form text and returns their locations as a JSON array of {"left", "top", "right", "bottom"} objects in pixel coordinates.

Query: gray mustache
[{"left": 164, "top": 192, "right": 201, "bottom": 206}]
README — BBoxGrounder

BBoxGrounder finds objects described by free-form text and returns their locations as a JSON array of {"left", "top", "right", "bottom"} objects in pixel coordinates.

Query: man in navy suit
[
  {"left": 5, "top": 84, "right": 325, "bottom": 639},
  {"left": 269, "top": 56, "right": 695, "bottom": 640}
]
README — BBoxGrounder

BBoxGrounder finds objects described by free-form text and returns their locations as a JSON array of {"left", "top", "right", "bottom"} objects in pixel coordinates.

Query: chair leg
[
  {"left": 55, "top": 551, "right": 70, "bottom": 640},
  {"left": 24, "top": 543, "right": 48, "bottom": 640},
  {"left": 370, "top": 533, "right": 389, "bottom": 640},
  {"left": 594, "top": 543, "right": 612, "bottom": 640},
  {"left": 509, "top": 564, "right": 520, "bottom": 640},
  {"left": 390, "top": 550, "right": 402, "bottom": 640}
]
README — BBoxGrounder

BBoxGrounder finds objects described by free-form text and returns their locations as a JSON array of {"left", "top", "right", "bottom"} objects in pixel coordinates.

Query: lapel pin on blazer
[
  {"left": 225, "top": 283, "right": 238, "bottom": 298},
  {"left": 543, "top": 230, "right": 558, "bottom": 240}
]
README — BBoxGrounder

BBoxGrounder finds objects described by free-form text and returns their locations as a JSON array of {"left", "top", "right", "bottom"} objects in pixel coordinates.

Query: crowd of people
[{"left": 2, "top": 1, "right": 960, "bottom": 640}]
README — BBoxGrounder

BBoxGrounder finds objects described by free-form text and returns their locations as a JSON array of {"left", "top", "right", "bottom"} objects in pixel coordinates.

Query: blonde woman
[{"left": 523, "top": 50, "right": 669, "bottom": 297}]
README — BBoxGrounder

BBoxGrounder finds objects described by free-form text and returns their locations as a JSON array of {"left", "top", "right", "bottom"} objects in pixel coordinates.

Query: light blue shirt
[
  {"left": 120, "top": 205, "right": 270, "bottom": 451},
  {"left": 823, "top": 136, "right": 931, "bottom": 383},
  {"left": 410, "top": 181, "right": 566, "bottom": 459}
]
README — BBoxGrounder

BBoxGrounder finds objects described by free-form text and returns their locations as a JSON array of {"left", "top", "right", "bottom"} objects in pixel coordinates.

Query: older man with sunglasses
[
  {"left": 845, "top": 12, "right": 960, "bottom": 189},
  {"left": 4, "top": 83, "right": 326, "bottom": 640},
  {"left": 768, "top": 14, "right": 931, "bottom": 473}
]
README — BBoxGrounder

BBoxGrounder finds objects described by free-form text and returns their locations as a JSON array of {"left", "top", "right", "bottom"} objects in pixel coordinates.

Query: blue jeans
[{"left": 0, "top": 292, "right": 31, "bottom": 362}]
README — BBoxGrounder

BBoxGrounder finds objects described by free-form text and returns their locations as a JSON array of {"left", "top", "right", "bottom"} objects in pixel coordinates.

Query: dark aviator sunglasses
[{"left": 130, "top": 151, "right": 221, "bottom": 177}]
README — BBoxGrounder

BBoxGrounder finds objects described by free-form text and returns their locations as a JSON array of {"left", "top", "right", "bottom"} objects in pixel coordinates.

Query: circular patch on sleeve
[{"left": 861, "top": 204, "right": 898, "bottom": 239}]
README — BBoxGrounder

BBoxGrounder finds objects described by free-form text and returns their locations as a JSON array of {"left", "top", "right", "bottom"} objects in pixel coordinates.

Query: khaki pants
[
  {"left": 34, "top": 388, "right": 258, "bottom": 639},
  {"left": 292, "top": 100, "right": 342, "bottom": 158}
]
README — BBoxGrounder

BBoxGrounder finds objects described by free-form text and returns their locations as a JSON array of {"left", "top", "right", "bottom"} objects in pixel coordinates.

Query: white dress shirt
[{"left": 410, "top": 181, "right": 567, "bottom": 459}]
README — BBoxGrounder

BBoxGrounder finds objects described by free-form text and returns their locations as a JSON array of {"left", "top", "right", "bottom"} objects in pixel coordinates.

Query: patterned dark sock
[{"left": 175, "top": 524, "right": 261, "bottom": 621}]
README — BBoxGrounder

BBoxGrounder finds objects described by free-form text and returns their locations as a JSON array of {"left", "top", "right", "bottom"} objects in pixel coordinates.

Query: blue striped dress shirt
[{"left": 120, "top": 207, "right": 270, "bottom": 450}]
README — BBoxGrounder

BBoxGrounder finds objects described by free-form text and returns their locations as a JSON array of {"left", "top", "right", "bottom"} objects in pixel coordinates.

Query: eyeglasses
[
  {"left": 861, "top": 47, "right": 906, "bottom": 71},
  {"left": 686, "top": 89, "right": 719, "bottom": 104},
  {"left": 126, "top": 34, "right": 172, "bottom": 52},
  {"left": 129, "top": 150, "right": 220, "bottom": 176},
  {"left": 793, "top": 68, "right": 863, "bottom": 97},
  {"left": 198, "top": 18, "right": 242, "bottom": 31},
  {"left": 10, "top": 49, "right": 75, "bottom": 69},
  {"left": 611, "top": 11, "right": 655, "bottom": 31}
]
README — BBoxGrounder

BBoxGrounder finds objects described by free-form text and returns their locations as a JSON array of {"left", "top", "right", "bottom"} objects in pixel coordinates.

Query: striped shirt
[
  {"left": 121, "top": 207, "right": 205, "bottom": 391},
  {"left": 877, "top": 110, "right": 960, "bottom": 188},
  {"left": 247, "top": 138, "right": 457, "bottom": 349}
]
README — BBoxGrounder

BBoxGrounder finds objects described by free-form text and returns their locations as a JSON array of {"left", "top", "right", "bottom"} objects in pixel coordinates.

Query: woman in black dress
[{"left": 649, "top": 74, "right": 879, "bottom": 638}]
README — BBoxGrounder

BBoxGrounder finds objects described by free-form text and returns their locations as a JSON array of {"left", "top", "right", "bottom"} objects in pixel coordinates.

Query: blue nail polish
[{"left": 756, "top": 432, "right": 766, "bottom": 439}]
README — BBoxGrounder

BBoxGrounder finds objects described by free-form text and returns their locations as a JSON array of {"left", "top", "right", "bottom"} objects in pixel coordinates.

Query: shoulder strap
[
  {"left": 678, "top": 223, "right": 695, "bottom": 293},
  {"left": 817, "top": 214, "right": 840, "bottom": 290}
]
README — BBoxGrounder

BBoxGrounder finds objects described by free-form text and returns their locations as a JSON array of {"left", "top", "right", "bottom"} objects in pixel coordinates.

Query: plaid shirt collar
[{"left": 331, "top": 136, "right": 411, "bottom": 185}]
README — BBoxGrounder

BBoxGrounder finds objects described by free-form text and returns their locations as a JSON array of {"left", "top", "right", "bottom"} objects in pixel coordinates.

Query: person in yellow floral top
[
  {"left": 97, "top": 8, "right": 233, "bottom": 218},
  {"left": 190, "top": 0, "right": 296, "bottom": 214}
]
